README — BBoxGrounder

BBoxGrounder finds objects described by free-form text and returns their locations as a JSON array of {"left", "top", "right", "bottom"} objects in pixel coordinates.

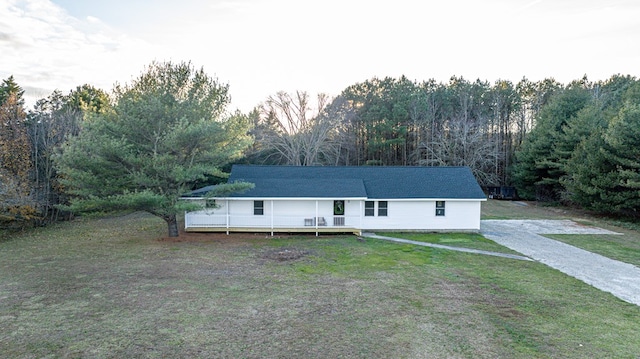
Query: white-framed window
[
  {"left": 435, "top": 201, "right": 445, "bottom": 216},
  {"left": 254, "top": 200, "right": 264, "bottom": 215},
  {"left": 378, "top": 201, "right": 388, "bottom": 216},
  {"left": 364, "top": 201, "right": 375, "bottom": 216}
]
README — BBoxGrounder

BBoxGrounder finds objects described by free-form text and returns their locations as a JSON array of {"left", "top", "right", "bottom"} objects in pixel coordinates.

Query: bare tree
[
  {"left": 255, "top": 91, "right": 337, "bottom": 166},
  {"left": 419, "top": 116, "right": 501, "bottom": 186},
  {"left": 27, "top": 103, "right": 83, "bottom": 223}
]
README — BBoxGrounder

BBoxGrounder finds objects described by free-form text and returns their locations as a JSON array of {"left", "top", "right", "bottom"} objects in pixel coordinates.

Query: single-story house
[{"left": 183, "top": 165, "right": 486, "bottom": 235}]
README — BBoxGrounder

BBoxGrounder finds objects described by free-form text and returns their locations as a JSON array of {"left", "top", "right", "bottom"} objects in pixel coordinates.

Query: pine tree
[
  {"left": 0, "top": 75, "right": 25, "bottom": 106},
  {"left": 56, "top": 62, "right": 253, "bottom": 236},
  {"left": 599, "top": 102, "right": 640, "bottom": 215}
]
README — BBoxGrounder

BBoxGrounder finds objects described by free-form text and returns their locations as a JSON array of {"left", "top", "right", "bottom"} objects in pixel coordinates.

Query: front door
[{"left": 333, "top": 200, "right": 345, "bottom": 226}]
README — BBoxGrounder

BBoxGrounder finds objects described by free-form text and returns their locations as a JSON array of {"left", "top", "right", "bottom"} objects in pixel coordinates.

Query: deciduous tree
[
  {"left": 254, "top": 91, "right": 335, "bottom": 166},
  {"left": 0, "top": 93, "right": 35, "bottom": 226}
]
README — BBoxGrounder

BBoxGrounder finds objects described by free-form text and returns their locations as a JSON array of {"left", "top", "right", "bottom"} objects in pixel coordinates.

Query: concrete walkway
[
  {"left": 361, "top": 233, "right": 532, "bottom": 261},
  {"left": 481, "top": 220, "right": 640, "bottom": 306}
]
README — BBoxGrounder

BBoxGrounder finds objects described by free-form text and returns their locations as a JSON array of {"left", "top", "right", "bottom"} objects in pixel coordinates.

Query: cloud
[
  {"left": 0, "top": 0, "right": 157, "bottom": 108},
  {"left": 2, "top": 0, "right": 640, "bottom": 113},
  {"left": 86, "top": 15, "right": 100, "bottom": 23},
  {"left": 0, "top": 30, "right": 30, "bottom": 49}
]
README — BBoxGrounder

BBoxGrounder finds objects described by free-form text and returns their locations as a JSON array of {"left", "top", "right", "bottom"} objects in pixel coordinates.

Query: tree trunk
[{"left": 165, "top": 214, "right": 179, "bottom": 237}]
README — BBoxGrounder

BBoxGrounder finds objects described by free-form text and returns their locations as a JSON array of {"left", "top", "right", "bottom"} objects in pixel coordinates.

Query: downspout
[
  {"left": 226, "top": 199, "right": 229, "bottom": 235},
  {"left": 271, "top": 200, "right": 274, "bottom": 236},
  {"left": 315, "top": 200, "right": 319, "bottom": 237}
]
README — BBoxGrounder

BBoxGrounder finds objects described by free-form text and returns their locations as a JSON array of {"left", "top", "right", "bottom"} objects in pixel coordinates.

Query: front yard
[{"left": 1, "top": 209, "right": 639, "bottom": 358}]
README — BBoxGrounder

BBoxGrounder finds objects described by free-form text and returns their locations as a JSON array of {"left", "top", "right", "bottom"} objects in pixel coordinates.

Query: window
[
  {"left": 435, "top": 201, "right": 445, "bottom": 216},
  {"left": 254, "top": 200, "right": 264, "bottom": 215},
  {"left": 364, "top": 201, "right": 375, "bottom": 216},
  {"left": 378, "top": 201, "right": 388, "bottom": 216}
]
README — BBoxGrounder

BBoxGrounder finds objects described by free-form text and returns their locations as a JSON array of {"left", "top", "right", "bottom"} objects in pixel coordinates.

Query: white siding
[
  {"left": 185, "top": 198, "right": 482, "bottom": 231},
  {"left": 186, "top": 199, "right": 364, "bottom": 229},
  {"left": 360, "top": 200, "right": 481, "bottom": 231}
]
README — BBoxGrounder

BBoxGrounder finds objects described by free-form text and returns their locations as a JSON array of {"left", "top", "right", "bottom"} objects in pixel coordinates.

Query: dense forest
[{"left": 2, "top": 68, "right": 640, "bottom": 229}]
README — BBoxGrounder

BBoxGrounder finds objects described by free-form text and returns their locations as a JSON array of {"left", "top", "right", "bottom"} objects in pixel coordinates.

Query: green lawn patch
[
  {"left": 376, "top": 232, "right": 521, "bottom": 255},
  {"left": 482, "top": 200, "right": 574, "bottom": 220}
]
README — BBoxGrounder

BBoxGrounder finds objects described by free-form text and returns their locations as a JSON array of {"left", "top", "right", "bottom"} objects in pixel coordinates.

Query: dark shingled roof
[{"left": 222, "top": 165, "right": 486, "bottom": 199}]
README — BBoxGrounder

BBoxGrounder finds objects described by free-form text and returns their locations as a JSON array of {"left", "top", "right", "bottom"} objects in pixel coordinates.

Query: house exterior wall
[
  {"left": 185, "top": 198, "right": 482, "bottom": 231},
  {"left": 359, "top": 200, "right": 481, "bottom": 231}
]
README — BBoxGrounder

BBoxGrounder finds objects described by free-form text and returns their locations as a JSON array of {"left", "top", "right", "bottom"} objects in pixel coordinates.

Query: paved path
[
  {"left": 481, "top": 220, "right": 640, "bottom": 306},
  {"left": 362, "top": 233, "right": 532, "bottom": 261}
]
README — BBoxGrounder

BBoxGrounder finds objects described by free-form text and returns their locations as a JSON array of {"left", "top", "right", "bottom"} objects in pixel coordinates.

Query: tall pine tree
[{"left": 56, "top": 62, "right": 253, "bottom": 237}]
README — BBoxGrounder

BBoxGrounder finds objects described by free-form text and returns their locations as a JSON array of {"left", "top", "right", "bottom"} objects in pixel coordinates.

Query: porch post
[
  {"left": 359, "top": 200, "right": 363, "bottom": 230},
  {"left": 226, "top": 199, "right": 229, "bottom": 235},
  {"left": 315, "top": 200, "right": 319, "bottom": 236},
  {"left": 271, "top": 200, "right": 274, "bottom": 236}
]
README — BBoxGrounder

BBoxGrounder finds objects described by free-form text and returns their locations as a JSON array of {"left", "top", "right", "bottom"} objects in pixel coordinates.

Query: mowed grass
[
  {"left": 376, "top": 232, "right": 522, "bottom": 255},
  {"left": 1, "top": 211, "right": 640, "bottom": 358},
  {"left": 481, "top": 200, "right": 575, "bottom": 220}
]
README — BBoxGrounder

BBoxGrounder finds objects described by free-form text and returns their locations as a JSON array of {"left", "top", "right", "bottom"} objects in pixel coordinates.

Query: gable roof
[{"left": 224, "top": 165, "right": 486, "bottom": 200}]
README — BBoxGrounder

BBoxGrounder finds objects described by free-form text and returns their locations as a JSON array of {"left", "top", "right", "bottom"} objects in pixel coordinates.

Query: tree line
[
  {"left": 1, "top": 76, "right": 110, "bottom": 228},
  {"left": 249, "top": 74, "right": 640, "bottom": 219},
  {"left": 2, "top": 62, "right": 639, "bottom": 233},
  {"left": 513, "top": 75, "right": 640, "bottom": 218},
  {"left": 248, "top": 76, "right": 561, "bottom": 186}
]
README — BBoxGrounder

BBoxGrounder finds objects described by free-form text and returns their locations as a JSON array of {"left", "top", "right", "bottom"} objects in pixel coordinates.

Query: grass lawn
[
  {"left": 1, "top": 210, "right": 639, "bottom": 358},
  {"left": 481, "top": 200, "right": 576, "bottom": 220},
  {"left": 375, "top": 232, "right": 523, "bottom": 255}
]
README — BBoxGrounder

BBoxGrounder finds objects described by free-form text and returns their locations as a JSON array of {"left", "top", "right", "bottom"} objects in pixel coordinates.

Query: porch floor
[{"left": 185, "top": 226, "right": 362, "bottom": 236}]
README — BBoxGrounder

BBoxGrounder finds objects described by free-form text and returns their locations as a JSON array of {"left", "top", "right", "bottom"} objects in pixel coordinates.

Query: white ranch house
[{"left": 183, "top": 165, "right": 486, "bottom": 235}]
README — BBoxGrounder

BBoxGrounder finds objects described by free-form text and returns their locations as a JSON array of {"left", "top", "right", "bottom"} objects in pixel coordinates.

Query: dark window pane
[
  {"left": 254, "top": 200, "right": 264, "bottom": 215},
  {"left": 378, "top": 201, "right": 388, "bottom": 216},
  {"left": 436, "top": 201, "right": 445, "bottom": 215},
  {"left": 365, "top": 201, "right": 374, "bottom": 217}
]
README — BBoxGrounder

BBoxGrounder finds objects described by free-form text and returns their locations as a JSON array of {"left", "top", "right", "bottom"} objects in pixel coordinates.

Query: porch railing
[{"left": 185, "top": 213, "right": 359, "bottom": 230}]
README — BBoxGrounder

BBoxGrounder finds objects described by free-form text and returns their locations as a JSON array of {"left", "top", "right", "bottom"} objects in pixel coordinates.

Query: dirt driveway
[{"left": 481, "top": 220, "right": 640, "bottom": 306}]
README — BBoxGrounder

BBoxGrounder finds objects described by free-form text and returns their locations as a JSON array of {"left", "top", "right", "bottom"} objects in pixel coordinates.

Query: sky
[{"left": 2, "top": 0, "right": 640, "bottom": 112}]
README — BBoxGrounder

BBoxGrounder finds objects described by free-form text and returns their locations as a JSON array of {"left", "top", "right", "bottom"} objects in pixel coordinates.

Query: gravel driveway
[{"left": 481, "top": 220, "right": 640, "bottom": 306}]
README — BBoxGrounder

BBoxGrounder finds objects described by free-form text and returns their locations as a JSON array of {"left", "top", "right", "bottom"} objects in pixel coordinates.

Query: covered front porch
[{"left": 184, "top": 198, "right": 363, "bottom": 236}]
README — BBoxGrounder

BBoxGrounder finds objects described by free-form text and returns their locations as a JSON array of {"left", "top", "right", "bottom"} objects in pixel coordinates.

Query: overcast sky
[{"left": 2, "top": 0, "right": 640, "bottom": 112}]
